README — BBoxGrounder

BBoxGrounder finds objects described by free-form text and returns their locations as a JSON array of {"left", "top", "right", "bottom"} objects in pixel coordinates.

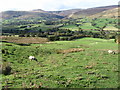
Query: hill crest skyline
[{"left": 1, "top": 5, "right": 118, "bottom": 12}]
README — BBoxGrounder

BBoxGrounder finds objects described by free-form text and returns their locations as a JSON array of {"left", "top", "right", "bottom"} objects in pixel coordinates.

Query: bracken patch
[
  {"left": 57, "top": 48, "right": 85, "bottom": 54},
  {"left": 1, "top": 36, "right": 49, "bottom": 44}
]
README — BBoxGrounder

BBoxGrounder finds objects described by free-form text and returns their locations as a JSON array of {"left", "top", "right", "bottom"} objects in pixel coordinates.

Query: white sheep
[
  {"left": 108, "top": 50, "right": 115, "bottom": 54},
  {"left": 29, "top": 56, "right": 37, "bottom": 61}
]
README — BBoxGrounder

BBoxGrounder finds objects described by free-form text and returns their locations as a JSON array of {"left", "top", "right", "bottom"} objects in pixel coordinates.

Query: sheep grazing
[
  {"left": 29, "top": 56, "right": 37, "bottom": 61},
  {"left": 108, "top": 50, "right": 115, "bottom": 54}
]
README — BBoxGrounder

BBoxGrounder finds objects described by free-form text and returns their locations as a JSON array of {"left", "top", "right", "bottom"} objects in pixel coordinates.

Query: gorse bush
[
  {"left": 115, "top": 35, "right": 120, "bottom": 43},
  {"left": 2, "top": 62, "right": 12, "bottom": 75},
  {"left": 2, "top": 49, "right": 9, "bottom": 55}
]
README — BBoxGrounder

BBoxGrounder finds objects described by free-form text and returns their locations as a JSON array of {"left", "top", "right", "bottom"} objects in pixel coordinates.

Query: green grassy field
[
  {"left": 1, "top": 37, "right": 119, "bottom": 88},
  {"left": 103, "top": 26, "right": 118, "bottom": 31},
  {"left": 79, "top": 23, "right": 98, "bottom": 30},
  {"left": 60, "top": 25, "right": 79, "bottom": 31}
]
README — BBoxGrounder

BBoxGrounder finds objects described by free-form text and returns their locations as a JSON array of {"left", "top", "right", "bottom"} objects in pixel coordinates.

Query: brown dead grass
[
  {"left": 85, "top": 65, "right": 93, "bottom": 69},
  {"left": 57, "top": 48, "right": 85, "bottom": 54},
  {"left": 1, "top": 36, "right": 49, "bottom": 44},
  {"left": 79, "top": 45, "right": 89, "bottom": 48}
]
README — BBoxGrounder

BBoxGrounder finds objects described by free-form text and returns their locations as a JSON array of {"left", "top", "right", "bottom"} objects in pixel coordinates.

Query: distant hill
[
  {"left": 1, "top": 10, "right": 64, "bottom": 20},
  {"left": 32, "top": 9, "right": 46, "bottom": 12},
  {"left": 68, "top": 5, "right": 118, "bottom": 18},
  {"left": 48, "top": 9, "right": 83, "bottom": 17},
  {"left": 89, "top": 7, "right": 118, "bottom": 18},
  {"left": 1, "top": 5, "right": 118, "bottom": 20}
]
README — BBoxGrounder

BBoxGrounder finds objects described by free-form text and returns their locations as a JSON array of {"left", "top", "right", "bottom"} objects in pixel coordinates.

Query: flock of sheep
[{"left": 28, "top": 50, "right": 116, "bottom": 61}]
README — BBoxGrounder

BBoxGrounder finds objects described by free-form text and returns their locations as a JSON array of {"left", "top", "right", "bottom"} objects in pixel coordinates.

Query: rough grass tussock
[{"left": 57, "top": 48, "right": 85, "bottom": 54}]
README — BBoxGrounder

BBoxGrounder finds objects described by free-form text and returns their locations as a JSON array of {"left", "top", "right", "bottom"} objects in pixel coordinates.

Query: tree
[
  {"left": 48, "top": 35, "right": 60, "bottom": 41},
  {"left": 31, "top": 33, "right": 36, "bottom": 37},
  {"left": 19, "top": 34, "right": 25, "bottom": 37},
  {"left": 25, "top": 34, "right": 30, "bottom": 37}
]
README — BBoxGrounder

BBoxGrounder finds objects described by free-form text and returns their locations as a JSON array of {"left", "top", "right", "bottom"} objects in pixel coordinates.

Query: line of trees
[{"left": 2, "top": 28, "right": 117, "bottom": 41}]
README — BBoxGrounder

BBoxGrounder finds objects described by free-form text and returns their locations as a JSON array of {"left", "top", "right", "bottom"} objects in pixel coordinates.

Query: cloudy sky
[{"left": 0, "top": 0, "right": 119, "bottom": 11}]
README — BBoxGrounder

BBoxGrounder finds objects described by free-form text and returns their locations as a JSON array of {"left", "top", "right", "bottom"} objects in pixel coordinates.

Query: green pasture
[
  {"left": 103, "top": 26, "right": 118, "bottom": 31},
  {"left": 80, "top": 23, "right": 98, "bottom": 30},
  {"left": 60, "top": 25, "right": 79, "bottom": 31},
  {"left": 1, "top": 38, "right": 119, "bottom": 88}
]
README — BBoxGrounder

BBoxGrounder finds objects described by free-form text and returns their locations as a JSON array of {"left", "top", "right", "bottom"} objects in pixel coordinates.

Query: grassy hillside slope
[
  {"left": 1, "top": 38, "right": 118, "bottom": 88},
  {"left": 90, "top": 8, "right": 118, "bottom": 18},
  {"left": 69, "top": 5, "right": 118, "bottom": 18},
  {"left": 1, "top": 11, "right": 64, "bottom": 20}
]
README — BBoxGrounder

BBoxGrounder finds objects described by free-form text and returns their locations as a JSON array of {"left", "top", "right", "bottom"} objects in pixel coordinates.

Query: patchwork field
[
  {"left": 1, "top": 37, "right": 49, "bottom": 44},
  {"left": 60, "top": 25, "right": 79, "bottom": 31},
  {"left": 1, "top": 37, "right": 119, "bottom": 88}
]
